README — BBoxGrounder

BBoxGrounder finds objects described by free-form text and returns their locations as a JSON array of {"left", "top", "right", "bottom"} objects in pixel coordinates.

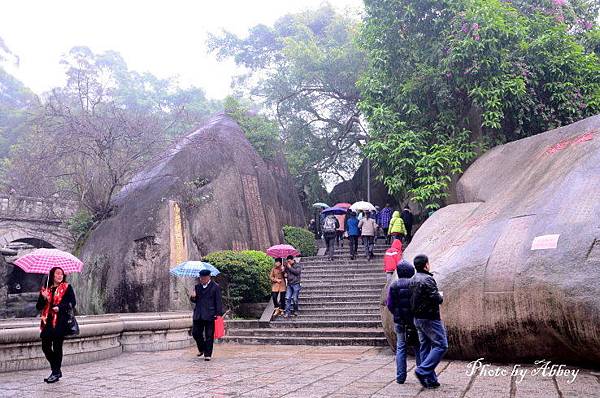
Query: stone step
[
  {"left": 301, "top": 289, "right": 383, "bottom": 297},
  {"left": 300, "top": 263, "right": 382, "bottom": 269},
  {"left": 269, "top": 320, "right": 382, "bottom": 328},
  {"left": 301, "top": 275, "right": 386, "bottom": 282},
  {"left": 220, "top": 335, "right": 387, "bottom": 346},
  {"left": 301, "top": 255, "right": 383, "bottom": 263},
  {"left": 226, "top": 327, "right": 385, "bottom": 338},
  {"left": 301, "top": 285, "right": 386, "bottom": 292},
  {"left": 293, "top": 314, "right": 381, "bottom": 322},
  {"left": 301, "top": 268, "right": 385, "bottom": 275},
  {"left": 296, "top": 307, "right": 380, "bottom": 316},
  {"left": 300, "top": 294, "right": 382, "bottom": 303},
  {"left": 302, "top": 273, "right": 387, "bottom": 286},
  {"left": 300, "top": 301, "right": 380, "bottom": 309}
]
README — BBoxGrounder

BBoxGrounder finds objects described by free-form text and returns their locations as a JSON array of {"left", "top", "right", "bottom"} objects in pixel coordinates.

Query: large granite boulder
[
  {"left": 73, "top": 114, "right": 304, "bottom": 314},
  {"left": 383, "top": 114, "right": 600, "bottom": 365},
  {"left": 330, "top": 159, "right": 398, "bottom": 207}
]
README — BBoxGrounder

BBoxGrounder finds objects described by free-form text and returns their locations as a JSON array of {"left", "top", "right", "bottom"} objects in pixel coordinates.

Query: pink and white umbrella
[
  {"left": 14, "top": 248, "right": 84, "bottom": 274},
  {"left": 266, "top": 244, "right": 300, "bottom": 259}
]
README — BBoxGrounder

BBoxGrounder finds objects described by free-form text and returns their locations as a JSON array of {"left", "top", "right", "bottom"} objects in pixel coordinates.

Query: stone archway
[
  {"left": 5, "top": 237, "right": 56, "bottom": 293},
  {"left": 1, "top": 236, "right": 57, "bottom": 318}
]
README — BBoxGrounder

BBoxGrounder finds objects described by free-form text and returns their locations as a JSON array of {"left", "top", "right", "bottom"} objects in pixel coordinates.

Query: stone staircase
[{"left": 222, "top": 242, "right": 390, "bottom": 346}]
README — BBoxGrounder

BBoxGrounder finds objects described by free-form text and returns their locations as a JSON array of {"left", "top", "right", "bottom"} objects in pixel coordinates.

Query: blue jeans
[
  {"left": 285, "top": 284, "right": 301, "bottom": 314},
  {"left": 414, "top": 319, "right": 448, "bottom": 383},
  {"left": 394, "top": 323, "right": 422, "bottom": 382}
]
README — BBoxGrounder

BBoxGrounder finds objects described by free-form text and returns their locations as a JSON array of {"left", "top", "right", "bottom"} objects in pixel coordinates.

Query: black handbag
[
  {"left": 65, "top": 303, "right": 80, "bottom": 337},
  {"left": 405, "top": 323, "right": 419, "bottom": 347}
]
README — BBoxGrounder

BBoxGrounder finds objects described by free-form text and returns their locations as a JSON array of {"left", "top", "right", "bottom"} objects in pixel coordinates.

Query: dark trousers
[
  {"left": 384, "top": 227, "right": 390, "bottom": 244},
  {"left": 41, "top": 336, "right": 64, "bottom": 374},
  {"left": 324, "top": 234, "right": 336, "bottom": 260},
  {"left": 272, "top": 291, "right": 285, "bottom": 309},
  {"left": 348, "top": 236, "right": 359, "bottom": 257},
  {"left": 363, "top": 235, "right": 375, "bottom": 257},
  {"left": 192, "top": 319, "right": 215, "bottom": 357}
]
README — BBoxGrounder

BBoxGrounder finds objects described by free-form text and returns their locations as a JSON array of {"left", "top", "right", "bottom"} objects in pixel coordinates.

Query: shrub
[
  {"left": 282, "top": 225, "right": 317, "bottom": 257},
  {"left": 203, "top": 250, "right": 273, "bottom": 314}
]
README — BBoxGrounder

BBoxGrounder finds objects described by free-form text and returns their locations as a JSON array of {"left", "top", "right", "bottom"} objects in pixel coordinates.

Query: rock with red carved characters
[{"left": 383, "top": 114, "right": 600, "bottom": 364}]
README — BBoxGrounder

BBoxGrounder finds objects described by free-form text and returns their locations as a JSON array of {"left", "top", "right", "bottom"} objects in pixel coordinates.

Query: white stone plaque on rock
[{"left": 531, "top": 234, "right": 560, "bottom": 250}]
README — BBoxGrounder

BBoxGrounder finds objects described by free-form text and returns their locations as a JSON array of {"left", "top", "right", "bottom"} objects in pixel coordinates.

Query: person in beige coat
[
  {"left": 358, "top": 211, "right": 379, "bottom": 260},
  {"left": 270, "top": 258, "right": 287, "bottom": 316}
]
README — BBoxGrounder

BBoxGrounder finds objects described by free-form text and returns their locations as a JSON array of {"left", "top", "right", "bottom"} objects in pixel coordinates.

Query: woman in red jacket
[
  {"left": 36, "top": 266, "right": 76, "bottom": 383},
  {"left": 383, "top": 239, "right": 403, "bottom": 281}
]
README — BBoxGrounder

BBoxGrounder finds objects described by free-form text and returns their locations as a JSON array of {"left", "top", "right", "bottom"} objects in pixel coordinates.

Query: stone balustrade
[
  {"left": 0, "top": 194, "right": 77, "bottom": 221},
  {"left": 0, "top": 312, "right": 194, "bottom": 372}
]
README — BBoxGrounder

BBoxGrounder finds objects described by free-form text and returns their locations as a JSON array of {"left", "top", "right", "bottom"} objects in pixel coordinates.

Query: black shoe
[
  {"left": 204, "top": 357, "right": 211, "bottom": 361},
  {"left": 44, "top": 373, "right": 53, "bottom": 383},
  {"left": 197, "top": 352, "right": 204, "bottom": 357},
  {"left": 414, "top": 371, "right": 430, "bottom": 388},
  {"left": 429, "top": 381, "right": 440, "bottom": 388},
  {"left": 396, "top": 379, "right": 405, "bottom": 384},
  {"left": 46, "top": 374, "right": 60, "bottom": 383}
]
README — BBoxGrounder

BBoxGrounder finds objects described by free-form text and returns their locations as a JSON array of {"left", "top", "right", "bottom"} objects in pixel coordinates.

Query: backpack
[{"left": 322, "top": 216, "right": 337, "bottom": 234}]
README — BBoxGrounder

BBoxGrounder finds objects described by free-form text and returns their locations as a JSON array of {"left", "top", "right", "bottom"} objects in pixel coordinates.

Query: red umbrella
[
  {"left": 266, "top": 244, "right": 300, "bottom": 259},
  {"left": 14, "top": 248, "right": 83, "bottom": 274},
  {"left": 334, "top": 202, "right": 352, "bottom": 209}
]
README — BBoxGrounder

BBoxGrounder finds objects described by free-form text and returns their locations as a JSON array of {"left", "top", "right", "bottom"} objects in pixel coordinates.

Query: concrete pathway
[{"left": 0, "top": 344, "right": 598, "bottom": 397}]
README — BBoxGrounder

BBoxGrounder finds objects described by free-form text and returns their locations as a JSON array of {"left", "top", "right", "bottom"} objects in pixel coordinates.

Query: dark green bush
[
  {"left": 282, "top": 225, "right": 317, "bottom": 257},
  {"left": 203, "top": 250, "right": 273, "bottom": 314}
]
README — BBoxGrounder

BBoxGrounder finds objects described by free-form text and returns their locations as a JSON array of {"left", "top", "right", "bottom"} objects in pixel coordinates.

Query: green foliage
[
  {"left": 359, "top": 0, "right": 600, "bottom": 210},
  {"left": 203, "top": 250, "right": 273, "bottom": 313},
  {"left": 66, "top": 209, "right": 94, "bottom": 241},
  {"left": 282, "top": 225, "right": 317, "bottom": 257},
  {"left": 223, "top": 96, "right": 280, "bottom": 160}
]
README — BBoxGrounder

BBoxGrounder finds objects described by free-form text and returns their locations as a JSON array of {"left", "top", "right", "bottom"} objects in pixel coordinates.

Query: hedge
[
  {"left": 282, "top": 225, "right": 317, "bottom": 257},
  {"left": 203, "top": 250, "right": 273, "bottom": 314}
]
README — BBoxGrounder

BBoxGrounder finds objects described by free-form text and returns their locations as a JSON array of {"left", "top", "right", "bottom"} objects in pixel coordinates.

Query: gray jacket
[{"left": 285, "top": 262, "right": 301, "bottom": 285}]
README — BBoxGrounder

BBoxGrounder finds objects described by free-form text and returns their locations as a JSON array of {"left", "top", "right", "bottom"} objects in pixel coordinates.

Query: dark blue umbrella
[{"left": 321, "top": 206, "right": 348, "bottom": 216}]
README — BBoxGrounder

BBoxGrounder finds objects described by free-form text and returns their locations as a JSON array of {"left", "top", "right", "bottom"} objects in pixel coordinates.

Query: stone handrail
[
  {"left": 0, "top": 194, "right": 77, "bottom": 221},
  {"left": 0, "top": 312, "right": 194, "bottom": 372}
]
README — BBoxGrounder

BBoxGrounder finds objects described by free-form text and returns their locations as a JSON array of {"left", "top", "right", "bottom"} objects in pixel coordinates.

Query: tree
[
  {"left": 208, "top": 4, "right": 366, "bottom": 206},
  {"left": 359, "top": 0, "right": 600, "bottom": 209},
  {"left": 4, "top": 47, "right": 219, "bottom": 220}
]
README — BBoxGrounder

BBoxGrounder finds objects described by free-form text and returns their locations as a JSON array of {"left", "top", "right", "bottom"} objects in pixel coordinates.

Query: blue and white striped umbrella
[{"left": 169, "top": 261, "right": 220, "bottom": 277}]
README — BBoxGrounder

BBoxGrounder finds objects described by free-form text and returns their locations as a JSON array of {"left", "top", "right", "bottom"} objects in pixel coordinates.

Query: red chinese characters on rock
[{"left": 545, "top": 131, "right": 596, "bottom": 155}]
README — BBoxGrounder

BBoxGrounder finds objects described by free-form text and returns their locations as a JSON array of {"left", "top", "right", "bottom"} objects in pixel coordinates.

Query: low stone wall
[{"left": 0, "top": 312, "right": 194, "bottom": 372}]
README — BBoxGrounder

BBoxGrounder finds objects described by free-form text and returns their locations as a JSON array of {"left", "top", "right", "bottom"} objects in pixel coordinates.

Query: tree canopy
[
  {"left": 359, "top": 0, "right": 600, "bottom": 209},
  {"left": 2, "top": 46, "right": 220, "bottom": 220},
  {"left": 208, "top": 4, "right": 366, "bottom": 205}
]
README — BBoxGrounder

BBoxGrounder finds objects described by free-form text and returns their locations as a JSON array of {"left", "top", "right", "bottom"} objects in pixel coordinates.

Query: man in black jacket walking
[
  {"left": 409, "top": 255, "right": 447, "bottom": 389},
  {"left": 387, "top": 260, "right": 421, "bottom": 384},
  {"left": 190, "top": 269, "right": 223, "bottom": 361}
]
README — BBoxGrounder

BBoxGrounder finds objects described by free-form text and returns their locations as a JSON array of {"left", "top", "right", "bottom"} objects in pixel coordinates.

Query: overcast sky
[{"left": 0, "top": 0, "right": 363, "bottom": 100}]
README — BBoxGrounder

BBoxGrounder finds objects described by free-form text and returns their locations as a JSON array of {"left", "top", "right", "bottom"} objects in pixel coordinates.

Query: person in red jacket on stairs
[{"left": 384, "top": 239, "right": 403, "bottom": 282}]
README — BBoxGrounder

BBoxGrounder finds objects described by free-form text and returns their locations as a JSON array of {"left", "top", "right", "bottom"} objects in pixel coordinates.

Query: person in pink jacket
[{"left": 383, "top": 239, "right": 403, "bottom": 281}]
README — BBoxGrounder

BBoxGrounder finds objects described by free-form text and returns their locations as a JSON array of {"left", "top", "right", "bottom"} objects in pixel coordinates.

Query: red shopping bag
[{"left": 214, "top": 316, "right": 225, "bottom": 339}]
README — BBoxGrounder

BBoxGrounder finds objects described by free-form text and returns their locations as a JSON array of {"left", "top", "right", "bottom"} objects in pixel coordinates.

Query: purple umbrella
[{"left": 321, "top": 207, "right": 348, "bottom": 216}]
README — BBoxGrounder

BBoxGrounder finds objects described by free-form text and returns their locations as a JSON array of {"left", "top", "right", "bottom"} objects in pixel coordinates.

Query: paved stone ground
[{"left": 1, "top": 344, "right": 599, "bottom": 397}]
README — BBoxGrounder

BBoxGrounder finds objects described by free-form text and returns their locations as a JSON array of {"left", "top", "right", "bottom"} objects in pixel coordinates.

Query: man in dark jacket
[
  {"left": 190, "top": 269, "right": 223, "bottom": 361},
  {"left": 409, "top": 255, "right": 447, "bottom": 389},
  {"left": 283, "top": 255, "right": 302, "bottom": 318},
  {"left": 387, "top": 260, "right": 421, "bottom": 384},
  {"left": 401, "top": 206, "right": 414, "bottom": 243}
]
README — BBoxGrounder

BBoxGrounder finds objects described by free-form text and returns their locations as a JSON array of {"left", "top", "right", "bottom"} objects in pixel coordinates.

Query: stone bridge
[
  {"left": 0, "top": 194, "right": 77, "bottom": 313},
  {"left": 0, "top": 194, "right": 76, "bottom": 252}
]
